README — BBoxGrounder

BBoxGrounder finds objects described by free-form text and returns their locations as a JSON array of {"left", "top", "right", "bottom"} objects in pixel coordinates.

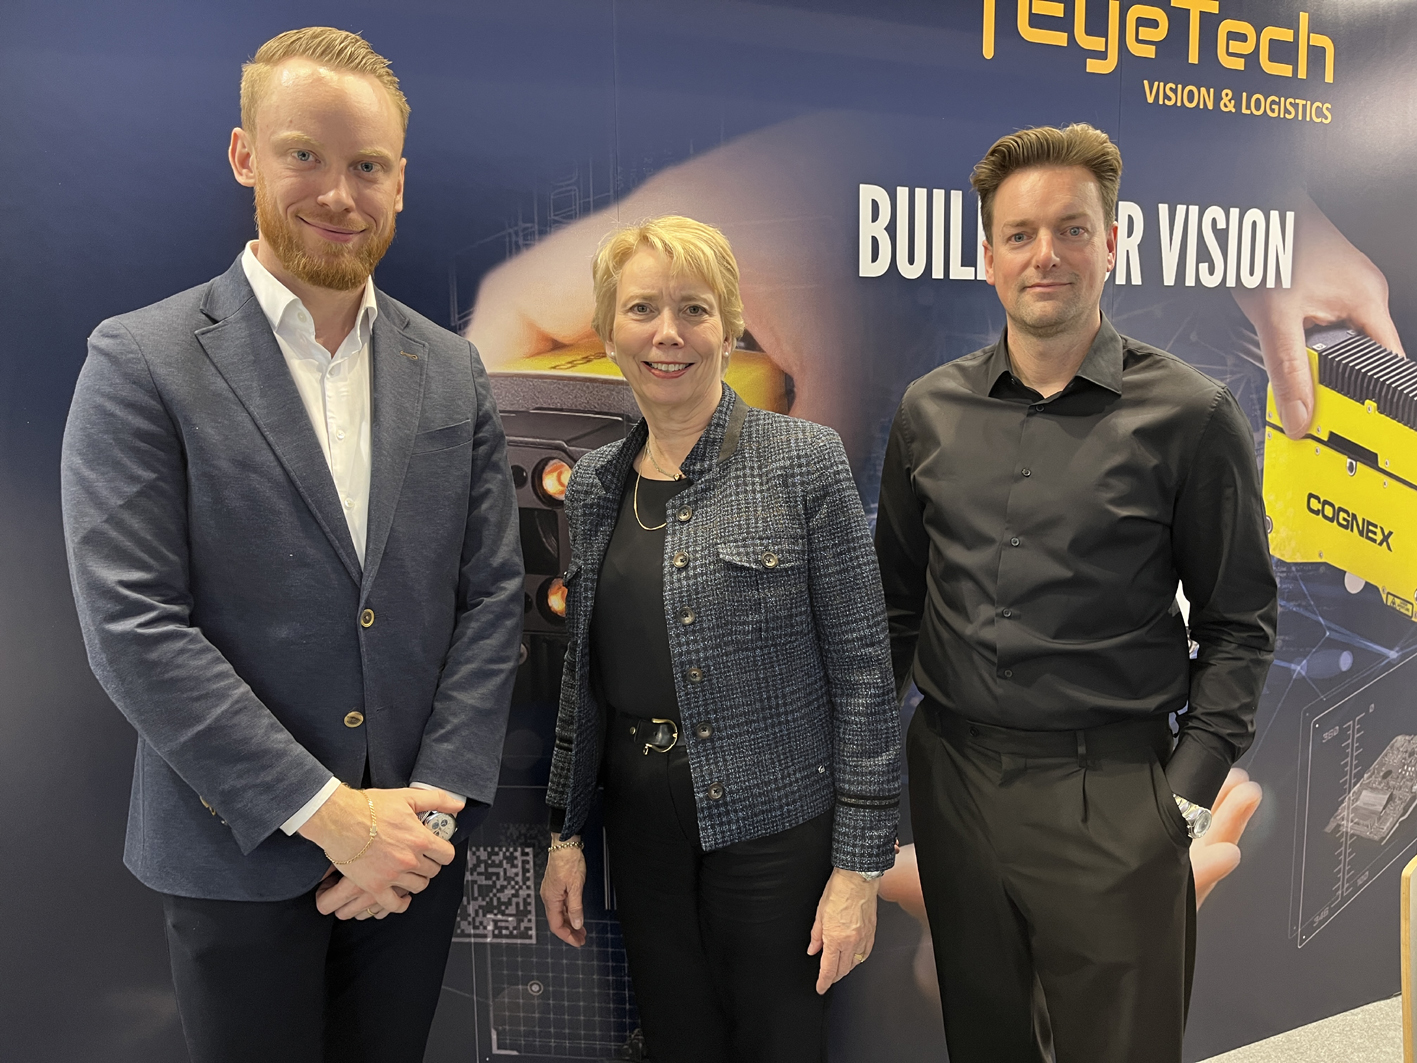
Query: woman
[{"left": 538, "top": 215, "right": 899, "bottom": 1063}]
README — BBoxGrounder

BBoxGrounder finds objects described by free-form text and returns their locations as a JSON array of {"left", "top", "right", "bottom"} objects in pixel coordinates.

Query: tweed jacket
[
  {"left": 61, "top": 256, "right": 524, "bottom": 900},
  {"left": 547, "top": 387, "right": 900, "bottom": 872}
]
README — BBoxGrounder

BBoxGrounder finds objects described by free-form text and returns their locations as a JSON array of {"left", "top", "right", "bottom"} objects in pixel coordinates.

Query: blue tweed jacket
[{"left": 547, "top": 387, "right": 900, "bottom": 872}]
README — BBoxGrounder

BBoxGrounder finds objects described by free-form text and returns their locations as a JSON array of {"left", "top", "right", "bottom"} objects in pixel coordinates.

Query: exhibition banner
[{"left": 2, "top": 2, "right": 1415, "bottom": 1060}]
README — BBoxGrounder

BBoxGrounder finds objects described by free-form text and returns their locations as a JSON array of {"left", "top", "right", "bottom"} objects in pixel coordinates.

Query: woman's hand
[
  {"left": 808, "top": 867, "right": 881, "bottom": 994},
  {"left": 540, "top": 835, "right": 588, "bottom": 947}
]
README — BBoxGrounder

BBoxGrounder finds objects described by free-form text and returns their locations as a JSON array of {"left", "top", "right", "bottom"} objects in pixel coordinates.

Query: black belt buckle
[{"left": 634, "top": 718, "right": 679, "bottom": 755}]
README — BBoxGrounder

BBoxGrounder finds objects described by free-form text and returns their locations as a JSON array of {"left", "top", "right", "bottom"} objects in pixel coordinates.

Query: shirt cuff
[
  {"left": 411, "top": 780, "right": 466, "bottom": 809},
  {"left": 280, "top": 776, "right": 341, "bottom": 836}
]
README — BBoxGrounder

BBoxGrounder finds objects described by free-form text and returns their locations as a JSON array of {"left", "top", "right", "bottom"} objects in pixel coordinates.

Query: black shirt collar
[{"left": 981, "top": 314, "right": 1125, "bottom": 400}]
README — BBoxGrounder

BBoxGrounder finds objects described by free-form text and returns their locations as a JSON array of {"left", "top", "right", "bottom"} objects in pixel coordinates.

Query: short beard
[{"left": 253, "top": 176, "right": 395, "bottom": 292}]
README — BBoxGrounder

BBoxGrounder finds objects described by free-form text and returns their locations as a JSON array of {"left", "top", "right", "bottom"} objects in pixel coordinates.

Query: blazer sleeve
[
  {"left": 409, "top": 343, "right": 525, "bottom": 804},
  {"left": 60, "top": 318, "right": 333, "bottom": 854},
  {"left": 806, "top": 427, "right": 901, "bottom": 873}
]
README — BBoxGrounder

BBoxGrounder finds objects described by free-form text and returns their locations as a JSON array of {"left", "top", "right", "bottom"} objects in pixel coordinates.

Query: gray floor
[{"left": 1197, "top": 996, "right": 1404, "bottom": 1062}]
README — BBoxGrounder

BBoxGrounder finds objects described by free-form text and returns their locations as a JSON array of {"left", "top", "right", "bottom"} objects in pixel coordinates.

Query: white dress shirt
[{"left": 240, "top": 246, "right": 459, "bottom": 836}]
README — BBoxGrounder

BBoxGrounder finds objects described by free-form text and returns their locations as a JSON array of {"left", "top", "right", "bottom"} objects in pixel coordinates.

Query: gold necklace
[
  {"left": 645, "top": 435, "right": 685, "bottom": 482},
  {"left": 632, "top": 470, "right": 668, "bottom": 531}
]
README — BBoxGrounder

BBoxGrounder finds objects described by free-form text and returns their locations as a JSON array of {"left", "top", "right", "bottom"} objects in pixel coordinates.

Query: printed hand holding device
[{"left": 1263, "top": 326, "right": 1416, "bottom": 620}]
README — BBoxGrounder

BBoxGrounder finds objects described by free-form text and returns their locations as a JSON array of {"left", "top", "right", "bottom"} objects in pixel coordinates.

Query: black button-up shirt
[{"left": 874, "top": 316, "right": 1277, "bottom": 805}]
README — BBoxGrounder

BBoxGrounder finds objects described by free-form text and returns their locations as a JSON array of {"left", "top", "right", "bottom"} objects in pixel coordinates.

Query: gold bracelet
[
  {"left": 326, "top": 791, "right": 378, "bottom": 866},
  {"left": 548, "top": 837, "right": 583, "bottom": 853}
]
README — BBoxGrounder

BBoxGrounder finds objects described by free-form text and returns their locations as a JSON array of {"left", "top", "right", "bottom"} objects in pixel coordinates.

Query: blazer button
[
  {"left": 673, "top": 551, "right": 690, "bottom": 568},
  {"left": 695, "top": 722, "right": 713, "bottom": 739},
  {"left": 344, "top": 711, "right": 365, "bottom": 728},
  {"left": 761, "top": 551, "right": 779, "bottom": 568},
  {"left": 687, "top": 667, "right": 704, "bottom": 683},
  {"left": 360, "top": 608, "right": 375, "bottom": 628},
  {"left": 707, "top": 782, "right": 725, "bottom": 800},
  {"left": 680, "top": 606, "right": 695, "bottom": 625},
  {"left": 676, "top": 505, "right": 693, "bottom": 523}
]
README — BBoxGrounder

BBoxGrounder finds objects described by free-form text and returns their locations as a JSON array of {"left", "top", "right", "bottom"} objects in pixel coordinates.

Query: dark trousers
[
  {"left": 602, "top": 715, "right": 834, "bottom": 1063},
  {"left": 162, "top": 839, "right": 467, "bottom": 1063},
  {"left": 908, "top": 701, "right": 1194, "bottom": 1063}
]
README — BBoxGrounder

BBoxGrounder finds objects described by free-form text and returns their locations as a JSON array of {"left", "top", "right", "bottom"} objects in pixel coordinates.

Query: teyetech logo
[
  {"left": 1306, "top": 492, "right": 1395, "bottom": 551},
  {"left": 982, "top": 1, "right": 1336, "bottom": 82}
]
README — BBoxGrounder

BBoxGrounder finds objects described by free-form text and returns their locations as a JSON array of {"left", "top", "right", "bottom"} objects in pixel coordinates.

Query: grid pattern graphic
[{"left": 478, "top": 917, "right": 638, "bottom": 1057}]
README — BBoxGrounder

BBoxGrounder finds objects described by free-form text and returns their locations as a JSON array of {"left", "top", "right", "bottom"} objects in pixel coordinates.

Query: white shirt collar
[{"left": 240, "top": 241, "right": 379, "bottom": 359}]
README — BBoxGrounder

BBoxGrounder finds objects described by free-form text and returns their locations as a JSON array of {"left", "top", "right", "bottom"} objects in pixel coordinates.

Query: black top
[
  {"left": 589, "top": 468, "right": 692, "bottom": 723},
  {"left": 874, "top": 316, "right": 1277, "bottom": 807}
]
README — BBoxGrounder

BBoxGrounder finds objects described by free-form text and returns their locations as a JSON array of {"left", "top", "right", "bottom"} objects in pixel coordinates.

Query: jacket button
[
  {"left": 344, "top": 711, "right": 365, "bottom": 728},
  {"left": 677, "top": 505, "right": 693, "bottom": 523},
  {"left": 1002, "top": 609, "right": 1012, "bottom": 618},
  {"left": 360, "top": 608, "right": 375, "bottom": 628},
  {"left": 1010, "top": 537, "right": 1020, "bottom": 547},
  {"left": 673, "top": 551, "right": 690, "bottom": 568},
  {"left": 1003, "top": 669, "right": 1013, "bottom": 679},
  {"left": 761, "top": 551, "right": 779, "bottom": 568},
  {"left": 680, "top": 607, "right": 695, "bottom": 625},
  {"left": 707, "top": 782, "right": 725, "bottom": 800},
  {"left": 695, "top": 722, "right": 713, "bottom": 739},
  {"left": 687, "top": 667, "right": 703, "bottom": 683},
  {"left": 1021, "top": 468, "right": 1032, "bottom": 477}
]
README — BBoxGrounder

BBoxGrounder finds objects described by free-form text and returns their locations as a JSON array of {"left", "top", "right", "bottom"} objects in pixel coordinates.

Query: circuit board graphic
[{"left": 1325, "top": 734, "right": 1417, "bottom": 843}]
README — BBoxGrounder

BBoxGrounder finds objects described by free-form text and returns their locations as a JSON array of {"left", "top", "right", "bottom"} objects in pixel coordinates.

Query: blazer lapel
[
  {"left": 361, "top": 297, "right": 427, "bottom": 595},
  {"left": 196, "top": 259, "right": 362, "bottom": 585}
]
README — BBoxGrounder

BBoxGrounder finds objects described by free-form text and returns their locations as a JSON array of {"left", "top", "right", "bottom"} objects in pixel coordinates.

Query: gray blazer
[
  {"left": 547, "top": 389, "right": 899, "bottom": 872},
  {"left": 61, "top": 256, "right": 524, "bottom": 901}
]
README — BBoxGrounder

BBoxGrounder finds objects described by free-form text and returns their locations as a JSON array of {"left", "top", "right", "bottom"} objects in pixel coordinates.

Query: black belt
[
  {"left": 919, "top": 695, "right": 1172, "bottom": 766},
  {"left": 618, "top": 713, "right": 681, "bottom": 755}
]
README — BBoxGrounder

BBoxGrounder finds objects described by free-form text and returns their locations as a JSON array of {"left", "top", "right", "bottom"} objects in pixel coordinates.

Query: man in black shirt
[{"left": 874, "top": 125, "right": 1277, "bottom": 1063}]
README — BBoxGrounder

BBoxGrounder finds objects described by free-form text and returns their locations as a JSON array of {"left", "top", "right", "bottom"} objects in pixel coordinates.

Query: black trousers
[
  {"left": 908, "top": 701, "right": 1194, "bottom": 1063},
  {"left": 161, "top": 839, "right": 467, "bottom": 1063},
  {"left": 602, "top": 715, "right": 834, "bottom": 1063}
]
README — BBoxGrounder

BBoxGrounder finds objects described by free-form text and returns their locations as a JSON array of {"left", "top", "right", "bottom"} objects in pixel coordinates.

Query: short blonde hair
[
  {"left": 591, "top": 215, "right": 745, "bottom": 349},
  {"left": 241, "top": 27, "right": 409, "bottom": 134},
  {"left": 971, "top": 123, "right": 1122, "bottom": 241}
]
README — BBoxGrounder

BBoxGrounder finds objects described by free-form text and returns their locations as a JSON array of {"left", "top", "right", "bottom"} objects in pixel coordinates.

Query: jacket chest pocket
[{"left": 715, "top": 538, "right": 809, "bottom": 641}]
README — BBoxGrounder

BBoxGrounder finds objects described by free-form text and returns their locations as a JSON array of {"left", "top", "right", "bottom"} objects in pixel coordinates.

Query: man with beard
[
  {"left": 874, "top": 125, "right": 1277, "bottom": 1063},
  {"left": 60, "top": 27, "right": 523, "bottom": 1063}
]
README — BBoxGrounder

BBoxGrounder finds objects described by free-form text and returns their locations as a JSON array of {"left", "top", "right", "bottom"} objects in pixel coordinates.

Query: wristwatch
[
  {"left": 854, "top": 869, "right": 887, "bottom": 881},
  {"left": 419, "top": 810, "right": 457, "bottom": 840},
  {"left": 1173, "top": 795, "right": 1212, "bottom": 839}
]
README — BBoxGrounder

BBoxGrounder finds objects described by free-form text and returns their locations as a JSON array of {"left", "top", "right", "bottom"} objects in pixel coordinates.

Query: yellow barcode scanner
[{"left": 1263, "top": 326, "right": 1417, "bottom": 620}]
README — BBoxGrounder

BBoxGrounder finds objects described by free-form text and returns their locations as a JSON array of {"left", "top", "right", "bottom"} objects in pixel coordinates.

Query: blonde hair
[
  {"left": 971, "top": 123, "right": 1122, "bottom": 241},
  {"left": 591, "top": 216, "right": 745, "bottom": 350},
  {"left": 241, "top": 27, "right": 409, "bottom": 134}
]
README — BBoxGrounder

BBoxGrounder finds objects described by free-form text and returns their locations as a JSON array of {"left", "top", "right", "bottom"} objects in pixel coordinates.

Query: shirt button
[
  {"left": 336, "top": 429, "right": 346, "bottom": 441},
  {"left": 677, "top": 506, "right": 693, "bottom": 523},
  {"left": 761, "top": 551, "right": 779, "bottom": 568},
  {"left": 360, "top": 609, "right": 375, "bottom": 628},
  {"left": 1031, "top": 404, "right": 1044, "bottom": 413},
  {"left": 343, "top": 711, "right": 364, "bottom": 728},
  {"left": 1002, "top": 609, "right": 1012, "bottom": 618},
  {"left": 1021, "top": 468, "right": 1032, "bottom": 477},
  {"left": 1003, "top": 669, "right": 1013, "bottom": 678},
  {"left": 707, "top": 782, "right": 726, "bottom": 800},
  {"left": 687, "top": 667, "right": 704, "bottom": 683},
  {"left": 1010, "top": 537, "right": 1021, "bottom": 547},
  {"left": 680, "top": 606, "right": 695, "bottom": 626},
  {"left": 673, "top": 551, "right": 690, "bottom": 568},
  {"left": 344, "top": 498, "right": 354, "bottom": 509},
  {"left": 695, "top": 722, "right": 713, "bottom": 739}
]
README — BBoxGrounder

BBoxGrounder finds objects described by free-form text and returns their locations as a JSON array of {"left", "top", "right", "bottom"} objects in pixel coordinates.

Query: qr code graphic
[{"left": 455, "top": 845, "right": 537, "bottom": 944}]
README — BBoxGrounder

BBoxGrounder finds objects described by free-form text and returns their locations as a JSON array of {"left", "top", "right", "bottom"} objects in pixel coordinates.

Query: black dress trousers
[
  {"left": 162, "top": 839, "right": 468, "bottom": 1063},
  {"left": 601, "top": 717, "right": 835, "bottom": 1063},
  {"left": 908, "top": 702, "right": 1194, "bottom": 1063}
]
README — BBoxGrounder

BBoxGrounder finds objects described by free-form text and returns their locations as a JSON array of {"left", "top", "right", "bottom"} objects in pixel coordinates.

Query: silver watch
[
  {"left": 1173, "top": 795, "right": 1212, "bottom": 839},
  {"left": 420, "top": 810, "right": 457, "bottom": 840},
  {"left": 853, "top": 869, "right": 887, "bottom": 881}
]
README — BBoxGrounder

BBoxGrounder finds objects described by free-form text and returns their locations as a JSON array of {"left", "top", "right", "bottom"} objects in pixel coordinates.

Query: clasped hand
[{"left": 299, "top": 785, "right": 462, "bottom": 921}]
